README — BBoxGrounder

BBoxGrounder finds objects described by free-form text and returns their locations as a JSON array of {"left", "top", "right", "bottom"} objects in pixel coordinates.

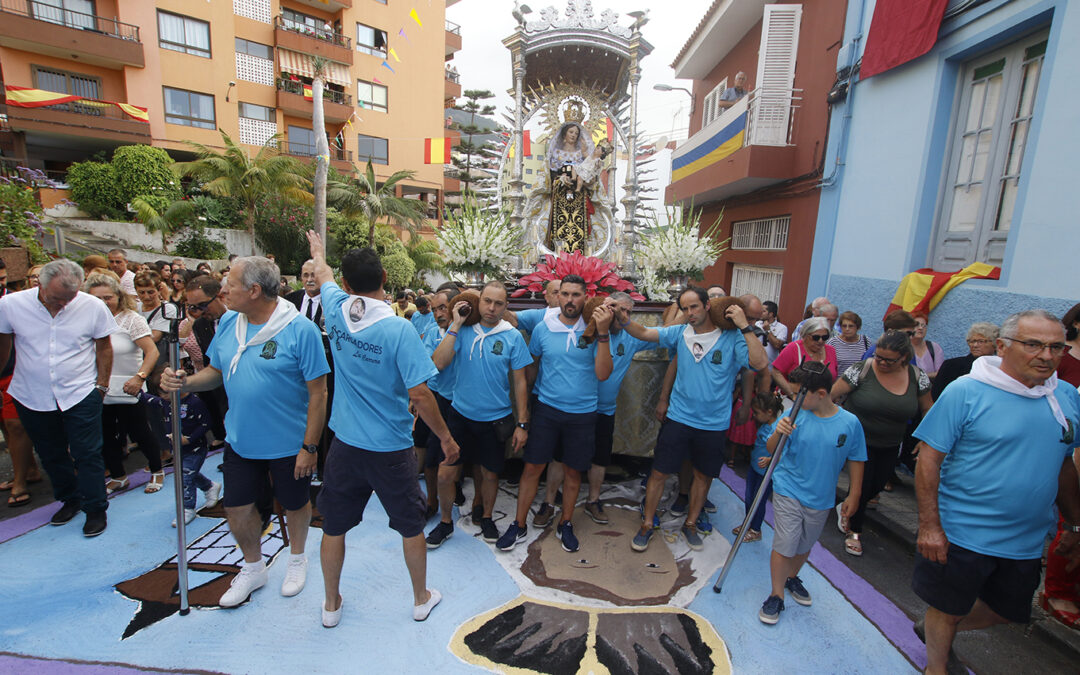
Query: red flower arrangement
[{"left": 512, "top": 251, "right": 645, "bottom": 300}]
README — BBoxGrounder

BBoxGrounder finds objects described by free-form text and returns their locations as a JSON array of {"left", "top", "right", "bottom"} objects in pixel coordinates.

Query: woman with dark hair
[
  {"left": 168, "top": 269, "right": 192, "bottom": 305},
  {"left": 830, "top": 330, "right": 932, "bottom": 556}
]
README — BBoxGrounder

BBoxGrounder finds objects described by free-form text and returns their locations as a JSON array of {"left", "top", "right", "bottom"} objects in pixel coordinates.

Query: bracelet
[
  {"left": 620, "top": 320, "right": 630, "bottom": 328},
  {"left": 446, "top": 330, "right": 458, "bottom": 338},
  {"left": 597, "top": 335, "right": 610, "bottom": 343}
]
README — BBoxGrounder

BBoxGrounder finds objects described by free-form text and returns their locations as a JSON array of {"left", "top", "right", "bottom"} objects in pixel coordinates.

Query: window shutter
[{"left": 752, "top": 4, "right": 801, "bottom": 146}]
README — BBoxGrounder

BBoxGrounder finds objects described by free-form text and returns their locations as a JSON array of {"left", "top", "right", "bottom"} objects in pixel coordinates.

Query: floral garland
[
  {"left": 436, "top": 201, "right": 523, "bottom": 278},
  {"left": 634, "top": 206, "right": 729, "bottom": 279},
  {"left": 513, "top": 250, "right": 644, "bottom": 300}
]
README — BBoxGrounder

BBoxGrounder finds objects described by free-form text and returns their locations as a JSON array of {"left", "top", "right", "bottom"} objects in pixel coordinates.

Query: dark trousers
[
  {"left": 849, "top": 444, "right": 899, "bottom": 533},
  {"left": 202, "top": 386, "right": 228, "bottom": 442},
  {"left": 181, "top": 444, "right": 212, "bottom": 509},
  {"left": 744, "top": 469, "right": 772, "bottom": 532},
  {"left": 102, "top": 400, "right": 162, "bottom": 478},
  {"left": 16, "top": 391, "right": 107, "bottom": 513}
]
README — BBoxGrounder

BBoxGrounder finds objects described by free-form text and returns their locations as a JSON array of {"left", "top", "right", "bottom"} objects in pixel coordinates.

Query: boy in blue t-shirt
[{"left": 759, "top": 362, "right": 866, "bottom": 625}]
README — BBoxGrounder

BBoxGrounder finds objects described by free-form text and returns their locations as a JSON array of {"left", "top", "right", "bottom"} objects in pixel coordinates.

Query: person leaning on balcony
[{"left": 717, "top": 72, "right": 748, "bottom": 110}]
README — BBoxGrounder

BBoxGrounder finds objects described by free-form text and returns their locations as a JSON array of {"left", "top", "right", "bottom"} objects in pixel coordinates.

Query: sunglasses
[
  {"left": 874, "top": 353, "right": 902, "bottom": 366},
  {"left": 807, "top": 334, "right": 829, "bottom": 342},
  {"left": 186, "top": 300, "right": 211, "bottom": 313}
]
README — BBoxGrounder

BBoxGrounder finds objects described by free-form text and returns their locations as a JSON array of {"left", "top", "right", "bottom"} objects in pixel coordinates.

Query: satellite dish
[{"left": 655, "top": 135, "right": 668, "bottom": 150}]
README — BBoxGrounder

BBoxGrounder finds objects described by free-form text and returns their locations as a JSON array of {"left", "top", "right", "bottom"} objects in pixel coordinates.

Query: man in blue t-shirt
[
  {"left": 621, "top": 287, "right": 768, "bottom": 553},
  {"left": 304, "top": 232, "right": 461, "bottom": 628},
  {"left": 426, "top": 281, "right": 532, "bottom": 549},
  {"left": 496, "top": 275, "right": 614, "bottom": 554},
  {"left": 417, "top": 287, "right": 460, "bottom": 520},
  {"left": 410, "top": 295, "right": 436, "bottom": 337},
  {"left": 911, "top": 310, "right": 1080, "bottom": 675},
  {"left": 161, "top": 256, "right": 330, "bottom": 610}
]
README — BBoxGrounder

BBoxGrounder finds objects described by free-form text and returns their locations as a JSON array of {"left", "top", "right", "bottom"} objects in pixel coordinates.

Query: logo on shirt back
[
  {"left": 492, "top": 340, "right": 504, "bottom": 356},
  {"left": 616, "top": 343, "right": 625, "bottom": 356},
  {"left": 710, "top": 350, "right": 722, "bottom": 364},
  {"left": 259, "top": 341, "right": 277, "bottom": 360}
]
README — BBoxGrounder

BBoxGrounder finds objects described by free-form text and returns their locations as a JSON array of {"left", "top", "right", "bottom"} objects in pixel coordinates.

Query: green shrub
[
  {"left": 253, "top": 195, "right": 312, "bottom": 274},
  {"left": 382, "top": 251, "right": 415, "bottom": 290},
  {"left": 67, "top": 161, "right": 124, "bottom": 219},
  {"left": 133, "top": 193, "right": 171, "bottom": 216},
  {"left": 327, "top": 208, "right": 404, "bottom": 266},
  {"left": 112, "top": 145, "right": 181, "bottom": 205},
  {"left": 173, "top": 226, "right": 228, "bottom": 260},
  {"left": 0, "top": 168, "right": 49, "bottom": 263},
  {"left": 190, "top": 195, "right": 242, "bottom": 229}
]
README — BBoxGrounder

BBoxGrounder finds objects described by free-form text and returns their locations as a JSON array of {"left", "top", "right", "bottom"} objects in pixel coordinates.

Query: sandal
[
  {"left": 145, "top": 472, "right": 165, "bottom": 494},
  {"left": 7, "top": 491, "right": 31, "bottom": 507},
  {"left": 743, "top": 529, "right": 762, "bottom": 542},
  {"left": 105, "top": 477, "right": 129, "bottom": 494},
  {"left": 844, "top": 532, "right": 863, "bottom": 556}
]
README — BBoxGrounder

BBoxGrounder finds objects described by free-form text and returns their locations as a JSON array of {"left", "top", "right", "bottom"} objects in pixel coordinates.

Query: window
[
  {"left": 282, "top": 8, "right": 320, "bottom": 32},
  {"left": 239, "top": 102, "right": 274, "bottom": 122},
  {"left": 357, "top": 79, "right": 387, "bottom": 112},
  {"left": 32, "top": 66, "right": 101, "bottom": 114},
  {"left": 235, "top": 37, "right": 272, "bottom": 60},
  {"left": 701, "top": 79, "right": 726, "bottom": 128},
  {"left": 158, "top": 11, "right": 211, "bottom": 58},
  {"left": 238, "top": 103, "right": 276, "bottom": 147},
  {"left": 357, "top": 134, "right": 388, "bottom": 164},
  {"left": 731, "top": 216, "right": 790, "bottom": 250},
  {"left": 287, "top": 125, "right": 317, "bottom": 156},
  {"left": 163, "top": 87, "right": 215, "bottom": 129},
  {"left": 731, "top": 265, "right": 783, "bottom": 304},
  {"left": 932, "top": 32, "right": 1048, "bottom": 271},
  {"left": 32, "top": 0, "right": 94, "bottom": 30},
  {"left": 356, "top": 23, "right": 387, "bottom": 57}
]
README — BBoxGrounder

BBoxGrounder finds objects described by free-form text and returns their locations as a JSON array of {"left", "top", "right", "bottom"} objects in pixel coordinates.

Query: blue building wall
[{"left": 812, "top": 0, "right": 1080, "bottom": 357}]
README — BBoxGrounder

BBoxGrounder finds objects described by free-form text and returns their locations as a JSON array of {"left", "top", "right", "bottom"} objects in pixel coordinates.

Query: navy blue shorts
[
  {"left": 652, "top": 420, "right": 727, "bottom": 478},
  {"left": 593, "top": 413, "right": 615, "bottom": 467},
  {"left": 446, "top": 405, "right": 505, "bottom": 474},
  {"left": 412, "top": 414, "right": 431, "bottom": 449},
  {"left": 221, "top": 445, "right": 311, "bottom": 511},
  {"left": 524, "top": 400, "right": 596, "bottom": 472},
  {"left": 912, "top": 543, "right": 1041, "bottom": 623},
  {"left": 423, "top": 393, "right": 454, "bottom": 469},
  {"left": 317, "top": 439, "right": 426, "bottom": 538}
]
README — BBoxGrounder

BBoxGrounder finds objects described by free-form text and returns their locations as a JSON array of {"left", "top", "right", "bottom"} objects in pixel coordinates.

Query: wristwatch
[
  {"left": 95, "top": 384, "right": 108, "bottom": 394},
  {"left": 303, "top": 444, "right": 318, "bottom": 455},
  {"left": 516, "top": 422, "right": 529, "bottom": 431},
  {"left": 136, "top": 371, "right": 147, "bottom": 380},
  {"left": 740, "top": 325, "right": 755, "bottom": 334}
]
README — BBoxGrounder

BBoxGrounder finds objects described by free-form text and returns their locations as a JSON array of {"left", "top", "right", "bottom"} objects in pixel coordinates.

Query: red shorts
[{"left": 0, "top": 375, "right": 17, "bottom": 420}]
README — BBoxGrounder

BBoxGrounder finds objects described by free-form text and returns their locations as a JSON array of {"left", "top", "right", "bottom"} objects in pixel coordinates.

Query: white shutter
[{"left": 752, "top": 4, "right": 801, "bottom": 146}]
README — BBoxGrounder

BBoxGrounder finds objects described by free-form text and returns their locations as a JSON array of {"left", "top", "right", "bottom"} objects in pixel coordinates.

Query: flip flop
[
  {"left": 0, "top": 480, "right": 11, "bottom": 491},
  {"left": 7, "top": 491, "right": 31, "bottom": 507}
]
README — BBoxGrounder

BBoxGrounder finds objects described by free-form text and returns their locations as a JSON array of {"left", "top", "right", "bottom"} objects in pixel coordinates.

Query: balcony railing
[
  {"left": 276, "top": 78, "right": 352, "bottom": 106},
  {"left": 42, "top": 98, "right": 143, "bottom": 121},
  {"left": 0, "top": 0, "right": 140, "bottom": 41},
  {"left": 745, "top": 87, "right": 802, "bottom": 147},
  {"left": 445, "top": 19, "right": 460, "bottom": 35},
  {"left": 284, "top": 143, "right": 351, "bottom": 162},
  {"left": 445, "top": 69, "right": 460, "bottom": 84},
  {"left": 275, "top": 15, "right": 351, "bottom": 49}
]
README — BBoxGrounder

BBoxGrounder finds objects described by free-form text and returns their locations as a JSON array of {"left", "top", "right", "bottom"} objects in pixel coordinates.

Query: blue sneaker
[
  {"left": 669, "top": 494, "right": 689, "bottom": 517},
  {"left": 496, "top": 521, "right": 527, "bottom": 552},
  {"left": 639, "top": 499, "right": 660, "bottom": 528},
  {"left": 681, "top": 524, "right": 704, "bottom": 551},
  {"left": 785, "top": 575, "right": 812, "bottom": 606},
  {"left": 759, "top": 595, "right": 785, "bottom": 624},
  {"left": 695, "top": 512, "right": 713, "bottom": 534},
  {"left": 703, "top": 498, "right": 717, "bottom": 514},
  {"left": 631, "top": 527, "right": 654, "bottom": 552},
  {"left": 556, "top": 521, "right": 579, "bottom": 552}
]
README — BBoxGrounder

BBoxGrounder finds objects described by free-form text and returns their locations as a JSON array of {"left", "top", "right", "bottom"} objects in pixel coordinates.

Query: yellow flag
[
  {"left": 389, "top": 47, "right": 401, "bottom": 63},
  {"left": 410, "top": 8, "right": 423, "bottom": 27}
]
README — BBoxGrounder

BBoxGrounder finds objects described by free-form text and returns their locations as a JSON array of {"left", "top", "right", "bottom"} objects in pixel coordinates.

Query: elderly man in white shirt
[{"left": 0, "top": 259, "right": 118, "bottom": 536}]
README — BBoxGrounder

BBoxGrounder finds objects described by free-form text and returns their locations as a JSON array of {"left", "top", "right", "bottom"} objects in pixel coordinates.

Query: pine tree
[{"left": 451, "top": 89, "right": 497, "bottom": 198}]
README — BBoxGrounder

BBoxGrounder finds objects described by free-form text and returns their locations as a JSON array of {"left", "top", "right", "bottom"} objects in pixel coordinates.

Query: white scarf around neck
[
  {"left": 228, "top": 298, "right": 299, "bottom": 380},
  {"left": 340, "top": 295, "right": 395, "bottom": 333},
  {"left": 683, "top": 325, "right": 721, "bottom": 363},
  {"left": 964, "top": 355, "right": 1068, "bottom": 430},
  {"left": 468, "top": 320, "right": 514, "bottom": 359},
  {"left": 544, "top": 309, "right": 585, "bottom": 352}
]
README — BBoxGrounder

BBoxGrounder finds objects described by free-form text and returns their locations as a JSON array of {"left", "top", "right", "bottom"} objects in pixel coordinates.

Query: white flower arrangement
[
  {"left": 634, "top": 206, "right": 729, "bottom": 279},
  {"left": 637, "top": 267, "right": 671, "bottom": 301},
  {"left": 436, "top": 200, "right": 524, "bottom": 277}
]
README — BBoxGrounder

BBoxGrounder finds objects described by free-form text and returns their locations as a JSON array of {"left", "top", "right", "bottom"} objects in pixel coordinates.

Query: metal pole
[
  {"left": 166, "top": 316, "right": 190, "bottom": 615},
  {"left": 713, "top": 388, "right": 808, "bottom": 594}
]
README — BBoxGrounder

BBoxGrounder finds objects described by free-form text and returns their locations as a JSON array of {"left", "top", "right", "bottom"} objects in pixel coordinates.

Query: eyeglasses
[
  {"left": 874, "top": 353, "right": 902, "bottom": 366},
  {"left": 966, "top": 338, "right": 992, "bottom": 346},
  {"left": 186, "top": 301, "right": 211, "bottom": 313},
  {"left": 807, "top": 334, "right": 829, "bottom": 342},
  {"left": 1000, "top": 337, "right": 1067, "bottom": 356}
]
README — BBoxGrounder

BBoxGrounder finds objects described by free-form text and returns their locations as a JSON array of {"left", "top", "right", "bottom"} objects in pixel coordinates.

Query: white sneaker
[
  {"left": 413, "top": 588, "right": 442, "bottom": 622},
  {"left": 281, "top": 556, "right": 307, "bottom": 597},
  {"left": 203, "top": 482, "right": 222, "bottom": 509},
  {"left": 219, "top": 562, "right": 267, "bottom": 607},
  {"left": 171, "top": 508, "right": 197, "bottom": 527},
  {"left": 322, "top": 596, "right": 343, "bottom": 628}
]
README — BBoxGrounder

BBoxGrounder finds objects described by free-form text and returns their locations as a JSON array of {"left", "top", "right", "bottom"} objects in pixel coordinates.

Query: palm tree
[
  {"left": 328, "top": 160, "right": 426, "bottom": 244},
  {"left": 310, "top": 55, "right": 330, "bottom": 243},
  {"left": 404, "top": 235, "right": 445, "bottom": 287},
  {"left": 174, "top": 131, "right": 311, "bottom": 238},
  {"left": 131, "top": 197, "right": 195, "bottom": 250}
]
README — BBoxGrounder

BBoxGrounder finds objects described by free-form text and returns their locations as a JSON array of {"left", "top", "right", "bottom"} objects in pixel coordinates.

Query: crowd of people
[{"left": 0, "top": 242, "right": 1078, "bottom": 673}]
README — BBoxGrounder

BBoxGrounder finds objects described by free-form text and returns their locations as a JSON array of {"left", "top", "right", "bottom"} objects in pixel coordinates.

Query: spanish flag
[
  {"left": 885, "top": 262, "right": 1001, "bottom": 318},
  {"left": 302, "top": 84, "right": 313, "bottom": 102},
  {"left": 508, "top": 130, "right": 531, "bottom": 158},
  {"left": 424, "top": 137, "right": 451, "bottom": 164}
]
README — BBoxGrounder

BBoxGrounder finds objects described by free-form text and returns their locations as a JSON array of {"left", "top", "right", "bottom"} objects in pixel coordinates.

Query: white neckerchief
[
  {"left": 683, "top": 325, "right": 721, "bottom": 363},
  {"left": 964, "top": 355, "right": 1068, "bottom": 430},
  {"left": 340, "top": 295, "right": 395, "bottom": 333},
  {"left": 468, "top": 320, "right": 514, "bottom": 360},
  {"left": 228, "top": 298, "right": 299, "bottom": 380},
  {"left": 544, "top": 310, "right": 585, "bottom": 352}
]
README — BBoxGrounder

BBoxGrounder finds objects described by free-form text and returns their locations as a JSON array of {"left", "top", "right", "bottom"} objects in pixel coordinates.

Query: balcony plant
[
  {"left": 513, "top": 250, "right": 644, "bottom": 300},
  {"left": 634, "top": 206, "right": 729, "bottom": 297},
  {"left": 436, "top": 200, "right": 522, "bottom": 285}
]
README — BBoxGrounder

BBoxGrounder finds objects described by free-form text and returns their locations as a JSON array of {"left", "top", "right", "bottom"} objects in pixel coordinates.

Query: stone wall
[{"left": 57, "top": 218, "right": 262, "bottom": 257}]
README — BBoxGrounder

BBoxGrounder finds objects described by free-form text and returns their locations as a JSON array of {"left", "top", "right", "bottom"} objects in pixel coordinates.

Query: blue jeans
[
  {"left": 181, "top": 444, "right": 212, "bottom": 509},
  {"left": 744, "top": 469, "right": 772, "bottom": 532}
]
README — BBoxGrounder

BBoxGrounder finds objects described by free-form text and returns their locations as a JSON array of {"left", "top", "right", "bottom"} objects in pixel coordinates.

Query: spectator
[
  {"left": 1057, "top": 302, "right": 1080, "bottom": 386},
  {"left": 717, "top": 71, "right": 748, "bottom": 109},
  {"left": 154, "top": 261, "right": 172, "bottom": 279},
  {"left": 792, "top": 297, "right": 831, "bottom": 338},
  {"left": 707, "top": 285, "right": 727, "bottom": 299},
  {"left": 862, "top": 310, "right": 919, "bottom": 360},
  {"left": 410, "top": 295, "right": 435, "bottom": 337},
  {"left": 0, "top": 259, "right": 117, "bottom": 536},
  {"left": 196, "top": 262, "right": 212, "bottom": 275},
  {"left": 134, "top": 271, "right": 172, "bottom": 390},
  {"left": 169, "top": 269, "right": 191, "bottom": 305},
  {"left": 831, "top": 330, "right": 932, "bottom": 556},
  {"left": 26, "top": 264, "right": 42, "bottom": 289},
  {"left": 910, "top": 311, "right": 945, "bottom": 380},
  {"left": 171, "top": 258, "right": 186, "bottom": 271},
  {"left": 83, "top": 273, "right": 165, "bottom": 495},
  {"left": 731, "top": 392, "right": 783, "bottom": 543},
  {"left": 141, "top": 390, "right": 220, "bottom": 526},
  {"left": 757, "top": 301, "right": 788, "bottom": 362},
  {"left": 392, "top": 290, "right": 416, "bottom": 318},
  {"left": 107, "top": 249, "right": 137, "bottom": 297},
  {"left": 828, "top": 311, "right": 871, "bottom": 375},
  {"left": 931, "top": 322, "right": 999, "bottom": 400},
  {"left": 771, "top": 317, "right": 838, "bottom": 397},
  {"left": 82, "top": 254, "right": 109, "bottom": 278},
  {"left": 184, "top": 276, "right": 229, "bottom": 448}
]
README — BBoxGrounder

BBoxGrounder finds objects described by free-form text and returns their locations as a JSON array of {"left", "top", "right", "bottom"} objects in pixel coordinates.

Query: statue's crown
[{"left": 564, "top": 101, "right": 585, "bottom": 123}]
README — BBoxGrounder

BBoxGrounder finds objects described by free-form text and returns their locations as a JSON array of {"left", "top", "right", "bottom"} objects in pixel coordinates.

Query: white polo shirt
[{"left": 0, "top": 289, "right": 118, "bottom": 411}]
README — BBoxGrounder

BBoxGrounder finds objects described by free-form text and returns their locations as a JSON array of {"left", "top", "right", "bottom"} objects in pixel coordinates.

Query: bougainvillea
[{"left": 513, "top": 251, "right": 645, "bottom": 300}]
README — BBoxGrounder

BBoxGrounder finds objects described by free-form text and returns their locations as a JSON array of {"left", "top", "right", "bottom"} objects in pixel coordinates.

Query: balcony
[
  {"left": 284, "top": 142, "right": 353, "bottom": 172},
  {"left": 274, "top": 15, "right": 353, "bottom": 66},
  {"left": 4, "top": 99, "right": 150, "bottom": 144},
  {"left": 444, "top": 68, "right": 460, "bottom": 102},
  {"left": 445, "top": 19, "right": 461, "bottom": 58},
  {"left": 0, "top": 0, "right": 143, "bottom": 69},
  {"left": 666, "top": 89, "right": 802, "bottom": 205},
  {"left": 276, "top": 78, "right": 354, "bottom": 124},
  {"left": 285, "top": 0, "right": 351, "bottom": 10}
]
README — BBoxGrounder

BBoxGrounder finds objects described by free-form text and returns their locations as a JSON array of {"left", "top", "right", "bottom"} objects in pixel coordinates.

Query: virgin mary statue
[{"left": 545, "top": 120, "right": 594, "bottom": 253}]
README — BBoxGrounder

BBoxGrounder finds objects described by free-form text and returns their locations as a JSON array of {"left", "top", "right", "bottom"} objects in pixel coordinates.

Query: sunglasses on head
[{"left": 808, "top": 334, "right": 829, "bottom": 342}]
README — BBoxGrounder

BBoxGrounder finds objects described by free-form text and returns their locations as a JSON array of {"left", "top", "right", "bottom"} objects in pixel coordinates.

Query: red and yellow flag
[
  {"left": 302, "top": 84, "right": 313, "bottom": 102},
  {"left": 885, "top": 262, "right": 1001, "bottom": 318},
  {"left": 4, "top": 85, "right": 149, "bottom": 122},
  {"left": 424, "top": 137, "right": 451, "bottom": 164}
]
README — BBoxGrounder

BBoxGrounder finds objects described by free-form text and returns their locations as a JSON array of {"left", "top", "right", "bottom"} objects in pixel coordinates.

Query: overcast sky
[{"left": 446, "top": 0, "right": 715, "bottom": 145}]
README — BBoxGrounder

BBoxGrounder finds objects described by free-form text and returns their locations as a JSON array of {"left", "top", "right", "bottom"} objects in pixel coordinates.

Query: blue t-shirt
[
  {"left": 206, "top": 310, "right": 330, "bottom": 460},
  {"left": 422, "top": 327, "right": 457, "bottom": 400},
  {"left": 321, "top": 283, "right": 438, "bottom": 451},
  {"left": 655, "top": 325, "right": 750, "bottom": 431},
  {"left": 914, "top": 378, "right": 1080, "bottom": 559},
  {"left": 515, "top": 307, "right": 553, "bottom": 335},
  {"left": 411, "top": 310, "right": 436, "bottom": 337},
  {"left": 597, "top": 330, "right": 652, "bottom": 415},
  {"left": 530, "top": 318, "right": 598, "bottom": 413},
  {"left": 771, "top": 407, "right": 868, "bottom": 510},
  {"left": 751, "top": 419, "right": 779, "bottom": 476},
  {"left": 450, "top": 324, "right": 532, "bottom": 422}
]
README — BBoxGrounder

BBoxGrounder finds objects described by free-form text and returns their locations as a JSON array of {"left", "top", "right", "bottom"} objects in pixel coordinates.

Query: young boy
[{"left": 758, "top": 362, "right": 866, "bottom": 624}]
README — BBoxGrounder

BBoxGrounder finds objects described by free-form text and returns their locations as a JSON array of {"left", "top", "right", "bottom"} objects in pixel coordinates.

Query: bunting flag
[
  {"left": 860, "top": 0, "right": 949, "bottom": 79},
  {"left": 4, "top": 85, "right": 149, "bottom": 122},
  {"left": 381, "top": 61, "right": 395, "bottom": 73},
  {"left": 373, "top": 77, "right": 384, "bottom": 85},
  {"left": 398, "top": 27, "right": 409, "bottom": 42},
  {"left": 884, "top": 262, "right": 1001, "bottom": 318},
  {"left": 424, "top": 137, "right": 452, "bottom": 164},
  {"left": 410, "top": 8, "right": 423, "bottom": 27},
  {"left": 388, "top": 47, "right": 401, "bottom": 63},
  {"left": 507, "top": 130, "right": 531, "bottom": 158},
  {"left": 606, "top": 117, "right": 615, "bottom": 142}
]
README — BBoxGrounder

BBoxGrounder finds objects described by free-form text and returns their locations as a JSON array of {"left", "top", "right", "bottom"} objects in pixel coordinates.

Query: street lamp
[{"left": 653, "top": 83, "right": 694, "bottom": 115}]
